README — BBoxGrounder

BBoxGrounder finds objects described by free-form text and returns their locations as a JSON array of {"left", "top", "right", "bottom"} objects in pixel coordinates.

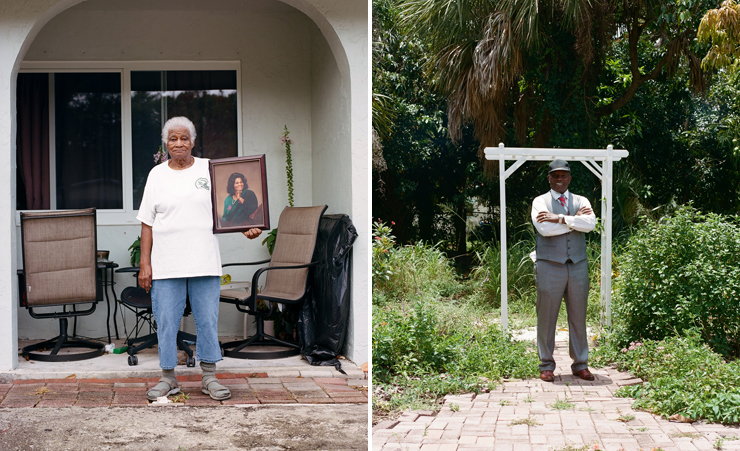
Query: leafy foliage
[
  {"left": 280, "top": 126, "right": 294, "bottom": 208},
  {"left": 698, "top": 0, "right": 740, "bottom": 71},
  {"left": 128, "top": 236, "right": 141, "bottom": 267},
  {"left": 593, "top": 333, "right": 740, "bottom": 424},
  {"left": 372, "top": 0, "right": 483, "bottom": 250},
  {"left": 372, "top": 235, "right": 462, "bottom": 303},
  {"left": 600, "top": 44, "right": 740, "bottom": 214},
  {"left": 373, "top": 300, "right": 540, "bottom": 412},
  {"left": 399, "top": 0, "right": 712, "bottom": 149},
  {"left": 372, "top": 220, "right": 397, "bottom": 289},
  {"left": 611, "top": 206, "right": 740, "bottom": 358}
]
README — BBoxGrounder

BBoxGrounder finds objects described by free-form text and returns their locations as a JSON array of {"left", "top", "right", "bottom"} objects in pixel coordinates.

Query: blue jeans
[{"left": 151, "top": 276, "right": 222, "bottom": 370}]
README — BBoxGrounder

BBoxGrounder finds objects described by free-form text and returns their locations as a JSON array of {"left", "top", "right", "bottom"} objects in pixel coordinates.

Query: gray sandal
[
  {"left": 202, "top": 377, "right": 231, "bottom": 400},
  {"left": 146, "top": 378, "right": 180, "bottom": 402}
]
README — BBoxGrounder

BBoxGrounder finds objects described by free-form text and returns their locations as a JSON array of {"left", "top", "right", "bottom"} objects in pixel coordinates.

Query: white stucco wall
[
  {"left": 298, "top": 0, "right": 369, "bottom": 365},
  {"left": 0, "top": 0, "right": 369, "bottom": 369}
]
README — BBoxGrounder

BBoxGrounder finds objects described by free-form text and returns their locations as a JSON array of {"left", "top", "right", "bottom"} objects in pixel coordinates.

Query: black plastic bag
[{"left": 297, "top": 214, "right": 357, "bottom": 372}]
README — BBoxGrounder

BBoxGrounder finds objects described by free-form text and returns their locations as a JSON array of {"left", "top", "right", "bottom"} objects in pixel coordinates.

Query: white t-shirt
[{"left": 137, "top": 157, "right": 222, "bottom": 280}]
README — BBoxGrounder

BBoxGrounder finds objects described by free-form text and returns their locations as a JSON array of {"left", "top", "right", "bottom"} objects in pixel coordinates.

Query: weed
[
  {"left": 508, "top": 416, "right": 542, "bottom": 427},
  {"left": 170, "top": 392, "right": 191, "bottom": 403},
  {"left": 593, "top": 333, "right": 740, "bottom": 424},
  {"left": 523, "top": 394, "right": 535, "bottom": 403},
  {"left": 579, "top": 406, "right": 596, "bottom": 412},
  {"left": 550, "top": 397, "right": 575, "bottom": 411},
  {"left": 30, "top": 387, "right": 55, "bottom": 396},
  {"left": 550, "top": 443, "right": 600, "bottom": 451},
  {"left": 499, "top": 399, "right": 511, "bottom": 406},
  {"left": 615, "top": 411, "right": 635, "bottom": 422},
  {"left": 714, "top": 435, "right": 739, "bottom": 450},
  {"left": 449, "top": 403, "right": 459, "bottom": 412},
  {"left": 638, "top": 427, "right": 649, "bottom": 432},
  {"left": 669, "top": 431, "right": 701, "bottom": 439}
]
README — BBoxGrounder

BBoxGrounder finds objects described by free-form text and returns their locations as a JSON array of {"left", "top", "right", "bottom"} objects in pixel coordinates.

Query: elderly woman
[
  {"left": 222, "top": 172, "right": 259, "bottom": 227},
  {"left": 137, "top": 116, "right": 261, "bottom": 402}
]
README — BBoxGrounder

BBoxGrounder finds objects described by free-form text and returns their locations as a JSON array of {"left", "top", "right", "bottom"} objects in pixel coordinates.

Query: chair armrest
[
  {"left": 222, "top": 259, "right": 272, "bottom": 268},
  {"left": 243, "top": 261, "right": 320, "bottom": 308}
]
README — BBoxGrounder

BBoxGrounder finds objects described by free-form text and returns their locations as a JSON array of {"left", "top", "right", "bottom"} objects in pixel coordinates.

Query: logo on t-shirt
[{"left": 195, "top": 178, "right": 210, "bottom": 190}]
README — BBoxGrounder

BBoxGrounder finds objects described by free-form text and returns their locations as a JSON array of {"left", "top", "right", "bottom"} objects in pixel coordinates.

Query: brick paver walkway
[
  {"left": 0, "top": 372, "right": 367, "bottom": 408},
  {"left": 373, "top": 341, "right": 740, "bottom": 451}
]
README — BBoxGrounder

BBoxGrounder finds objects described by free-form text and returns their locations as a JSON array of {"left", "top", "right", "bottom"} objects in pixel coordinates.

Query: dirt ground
[{"left": 0, "top": 404, "right": 368, "bottom": 450}]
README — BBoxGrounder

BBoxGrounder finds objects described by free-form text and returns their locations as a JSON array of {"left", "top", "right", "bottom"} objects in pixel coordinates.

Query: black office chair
[
  {"left": 117, "top": 271, "right": 197, "bottom": 367},
  {"left": 119, "top": 286, "right": 157, "bottom": 366}
]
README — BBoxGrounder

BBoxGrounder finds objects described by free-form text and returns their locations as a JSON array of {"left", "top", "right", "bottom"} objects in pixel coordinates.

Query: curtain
[{"left": 16, "top": 73, "right": 50, "bottom": 210}]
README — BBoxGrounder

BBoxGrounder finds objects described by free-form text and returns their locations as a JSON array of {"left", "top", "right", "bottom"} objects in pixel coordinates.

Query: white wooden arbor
[{"left": 484, "top": 144, "right": 629, "bottom": 331}]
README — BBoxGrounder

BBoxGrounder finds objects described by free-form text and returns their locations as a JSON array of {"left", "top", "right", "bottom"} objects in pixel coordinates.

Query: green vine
[{"left": 281, "top": 125, "right": 294, "bottom": 207}]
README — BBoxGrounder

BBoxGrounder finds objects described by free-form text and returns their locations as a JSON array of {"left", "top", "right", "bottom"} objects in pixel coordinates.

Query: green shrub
[
  {"left": 372, "top": 301, "right": 539, "bottom": 384},
  {"left": 458, "top": 325, "right": 540, "bottom": 380},
  {"left": 372, "top": 220, "right": 396, "bottom": 289},
  {"left": 611, "top": 206, "right": 740, "bottom": 358},
  {"left": 373, "top": 241, "right": 461, "bottom": 302},
  {"left": 372, "top": 302, "right": 457, "bottom": 382},
  {"left": 593, "top": 332, "right": 740, "bottom": 424}
]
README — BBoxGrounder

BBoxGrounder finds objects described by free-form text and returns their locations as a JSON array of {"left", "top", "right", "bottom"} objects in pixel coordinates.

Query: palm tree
[{"left": 400, "top": 0, "right": 708, "bottom": 152}]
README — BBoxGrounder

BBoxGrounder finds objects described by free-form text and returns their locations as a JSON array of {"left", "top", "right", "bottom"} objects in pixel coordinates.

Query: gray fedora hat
[{"left": 548, "top": 159, "right": 570, "bottom": 173}]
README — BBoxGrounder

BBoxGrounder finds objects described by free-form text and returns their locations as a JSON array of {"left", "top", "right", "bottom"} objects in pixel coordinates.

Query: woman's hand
[
  {"left": 139, "top": 223, "right": 154, "bottom": 293},
  {"left": 243, "top": 228, "right": 262, "bottom": 239},
  {"left": 138, "top": 262, "right": 153, "bottom": 293},
  {"left": 234, "top": 191, "right": 244, "bottom": 204}
]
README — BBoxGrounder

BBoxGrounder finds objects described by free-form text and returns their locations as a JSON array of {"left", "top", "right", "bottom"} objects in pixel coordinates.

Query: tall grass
[
  {"left": 374, "top": 242, "right": 462, "bottom": 303},
  {"left": 471, "top": 239, "right": 537, "bottom": 308}
]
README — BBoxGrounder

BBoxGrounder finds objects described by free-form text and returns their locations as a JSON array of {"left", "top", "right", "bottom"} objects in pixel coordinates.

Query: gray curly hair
[{"left": 161, "top": 116, "right": 197, "bottom": 142}]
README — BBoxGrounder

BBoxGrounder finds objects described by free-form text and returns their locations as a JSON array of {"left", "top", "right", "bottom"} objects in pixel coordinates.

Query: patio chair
[
  {"left": 220, "top": 205, "right": 327, "bottom": 359},
  {"left": 117, "top": 271, "right": 198, "bottom": 367},
  {"left": 18, "top": 208, "right": 105, "bottom": 362},
  {"left": 119, "top": 286, "right": 157, "bottom": 366}
]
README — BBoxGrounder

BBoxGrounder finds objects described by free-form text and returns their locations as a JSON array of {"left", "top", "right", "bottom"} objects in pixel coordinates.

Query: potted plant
[{"left": 128, "top": 236, "right": 141, "bottom": 267}]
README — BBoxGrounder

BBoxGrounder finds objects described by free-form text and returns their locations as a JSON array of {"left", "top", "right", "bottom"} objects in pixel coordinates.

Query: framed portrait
[{"left": 209, "top": 155, "right": 270, "bottom": 233}]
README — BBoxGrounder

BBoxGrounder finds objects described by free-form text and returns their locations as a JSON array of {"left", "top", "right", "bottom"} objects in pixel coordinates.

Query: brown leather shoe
[
  {"left": 572, "top": 368, "right": 595, "bottom": 381},
  {"left": 540, "top": 370, "right": 554, "bottom": 382}
]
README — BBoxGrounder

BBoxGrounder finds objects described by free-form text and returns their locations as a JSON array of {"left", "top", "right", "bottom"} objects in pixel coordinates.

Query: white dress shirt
[{"left": 531, "top": 190, "right": 596, "bottom": 237}]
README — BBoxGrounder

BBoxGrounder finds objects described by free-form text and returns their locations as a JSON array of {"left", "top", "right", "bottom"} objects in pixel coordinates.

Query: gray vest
[{"left": 535, "top": 193, "right": 588, "bottom": 264}]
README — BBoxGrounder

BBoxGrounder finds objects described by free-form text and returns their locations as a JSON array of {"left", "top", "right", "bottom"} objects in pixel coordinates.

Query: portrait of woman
[
  {"left": 222, "top": 172, "right": 259, "bottom": 227},
  {"left": 210, "top": 155, "right": 270, "bottom": 233}
]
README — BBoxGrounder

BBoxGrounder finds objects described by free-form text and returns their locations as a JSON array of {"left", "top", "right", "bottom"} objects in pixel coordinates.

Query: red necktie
[{"left": 558, "top": 195, "right": 566, "bottom": 208}]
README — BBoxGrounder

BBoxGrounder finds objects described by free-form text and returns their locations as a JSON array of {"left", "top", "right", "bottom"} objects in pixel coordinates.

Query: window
[
  {"left": 16, "top": 63, "right": 240, "bottom": 221},
  {"left": 131, "top": 70, "right": 237, "bottom": 209},
  {"left": 55, "top": 72, "right": 122, "bottom": 209}
]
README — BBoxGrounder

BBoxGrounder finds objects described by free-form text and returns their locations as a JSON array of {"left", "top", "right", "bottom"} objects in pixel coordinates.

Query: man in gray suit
[{"left": 531, "top": 159, "right": 596, "bottom": 382}]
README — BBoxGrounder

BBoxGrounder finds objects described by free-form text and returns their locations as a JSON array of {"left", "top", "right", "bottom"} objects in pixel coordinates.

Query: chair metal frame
[{"left": 220, "top": 205, "right": 327, "bottom": 359}]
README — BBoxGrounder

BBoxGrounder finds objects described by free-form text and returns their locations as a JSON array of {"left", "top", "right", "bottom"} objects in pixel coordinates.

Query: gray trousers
[{"left": 535, "top": 259, "right": 589, "bottom": 372}]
